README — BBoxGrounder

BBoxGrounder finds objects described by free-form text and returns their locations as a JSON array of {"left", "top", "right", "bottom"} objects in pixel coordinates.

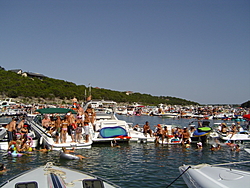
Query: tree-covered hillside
[{"left": 0, "top": 68, "right": 199, "bottom": 105}]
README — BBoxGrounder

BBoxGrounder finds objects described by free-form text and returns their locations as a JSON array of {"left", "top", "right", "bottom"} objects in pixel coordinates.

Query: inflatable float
[
  {"left": 60, "top": 151, "right": 79, "bottom": 160},
  {"left": 100, "top": 126, "right": 127, "bottom": 138},
  {"left": 193, "top": 130, "right": 210, "bottom": 137},
  {"left": 197, "top": 127, "right": 212, "bottom": 132}
]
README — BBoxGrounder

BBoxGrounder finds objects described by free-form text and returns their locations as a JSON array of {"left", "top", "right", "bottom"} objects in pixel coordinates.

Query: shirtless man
[
  {"left": 66, "top": 111, "right": 75, "bottom": 142},
  {"left": 6, "top": 117, "right": 16, "bottom": 142},
  {"left": 181, "top": 127, "right": 190, "bottom": 145},
  {"left": 143, "top": 121, "right": 153, "bottom": 137},
  {"left": 54, "top": 115, "right": 62, "bottom": 144},
  {"left": 16, "top": 118, "right": 25, "bottom": 133},
  {"left": 42, "top": 115, "right": 51, "bottom": 130}
]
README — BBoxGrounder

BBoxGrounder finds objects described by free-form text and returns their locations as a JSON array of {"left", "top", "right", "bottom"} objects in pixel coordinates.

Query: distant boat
[{"left": 0, "top": 162, "right": 120, "bottom": 188}]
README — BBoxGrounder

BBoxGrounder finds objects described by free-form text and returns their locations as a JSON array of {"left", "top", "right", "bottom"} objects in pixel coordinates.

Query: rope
[
  {"left": 166, "top": 166, "right": 191, "bottom": 188},
  {"left": 212, "top": 160, "right": 250, "bottom": 167}
]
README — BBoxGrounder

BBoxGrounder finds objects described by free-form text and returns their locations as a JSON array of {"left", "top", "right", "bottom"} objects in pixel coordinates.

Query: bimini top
[{"left": 35, "top": 108, "right": 77, "bottom": 114}]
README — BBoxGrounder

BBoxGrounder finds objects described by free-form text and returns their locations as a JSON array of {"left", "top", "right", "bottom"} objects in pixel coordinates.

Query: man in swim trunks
[
  {"left": 6, "top": 117, "right": 16, "bottom": 142},
  {"left": 143, "top": 121, "right": 153, "bottom": 137}
]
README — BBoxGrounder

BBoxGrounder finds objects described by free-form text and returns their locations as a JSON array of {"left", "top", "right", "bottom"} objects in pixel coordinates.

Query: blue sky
[{"left": 0, "top": 0, "right": 249, "bottom": 104}]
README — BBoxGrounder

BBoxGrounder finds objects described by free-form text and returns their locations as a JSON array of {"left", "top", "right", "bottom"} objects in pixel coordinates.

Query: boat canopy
[{"left": 35, "top": 108, "right": 77, "bottom": 114}]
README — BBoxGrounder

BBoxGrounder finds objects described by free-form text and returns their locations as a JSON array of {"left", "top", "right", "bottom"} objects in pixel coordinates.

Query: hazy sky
[{"left": 1, "top": 0, "right": 249, "bottom": 104}]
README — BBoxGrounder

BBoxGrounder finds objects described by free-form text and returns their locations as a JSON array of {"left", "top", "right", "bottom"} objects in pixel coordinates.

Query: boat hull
[
  {"left": 179, "top": 163, "right": 250, "bottom": 188},
  {"left": 0, "top": 162, "right": 120, "bottom": 188}
]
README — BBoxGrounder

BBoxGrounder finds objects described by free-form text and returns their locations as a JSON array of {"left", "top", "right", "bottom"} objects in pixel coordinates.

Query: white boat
[
  {"left": 179, "top": 161, "right": 250, "bottom": 188},
  {"left": 27, "top": 108, "right": 92, "bottom": 150},
  {"left": 0, "top": 116, "right": 38, "bottom": 150},
  {"left": 84, "top": 100, "right": 131, "bottom": 144},
  {"left": 0, "top": 162, "right": 120, "bottom": 188},
  {"left": 212, "top": 123, "right": 250, "bottom": 142},
  {"left": 128, "top": 123, "right": 155, "bottom": 143}
]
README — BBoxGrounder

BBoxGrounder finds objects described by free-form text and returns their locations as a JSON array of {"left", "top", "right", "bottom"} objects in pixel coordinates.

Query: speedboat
[
  {"left": 27, "top": 108, "right": 92, "bottom": 150},
  {"left": 128, "top": 123, "right": 155, "bottom": 143},
  {"left": 0, "top": 116, "right": 38, "bottom": 150},
  {"left": 213, "top": 123, "right": 250, "bottom": 142},
  {"left": 84, "top": 100, "right": 131, "bottom": 144},
  {"left": 179, "top": 161, "right": 250, "bottom": 188},
  {"left": 0, "top": 162, "right": 120, "bottom": 188}
]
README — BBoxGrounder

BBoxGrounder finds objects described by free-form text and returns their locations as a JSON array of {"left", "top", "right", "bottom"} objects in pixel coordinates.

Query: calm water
[{"left": 0, "top": 115, "right": 250, "bottom": 188}]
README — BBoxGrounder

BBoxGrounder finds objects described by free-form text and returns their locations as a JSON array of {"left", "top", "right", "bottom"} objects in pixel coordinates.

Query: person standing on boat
[
  {"left": 61, "top": 117, "right": 69, "bottom": 143},
  {"left": 16, "top": 118, "right": 25, "bottom": 133},
  {"left": 83, "top": 109, "right": 91, "bottom": 143},
  {"left": 85, "top": 105, "right": 96, "bottom": 131},
  {"left": 66, "top": 111, "right": 76, "bottom": 142},
  {"left": 6, "top": 117, "right": 16, "bottom": 142},
  {"left": 54, "top": 115, "right": 62, "bottom": 144}
]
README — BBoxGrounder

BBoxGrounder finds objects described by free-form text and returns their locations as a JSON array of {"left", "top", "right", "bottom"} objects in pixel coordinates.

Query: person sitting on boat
[
  {"left": 220, "top": 123, "right": 228, "bottom": 134},
  {"left": 229, "top": 123, "right": 238, "bottom": 138},
  {"left": 20, "top": 124, "right": 29, "bottom": 137},
  {"left": 133, "top": 124, "right": 140, "bottom": 131},
  {"left": 236, "top": 122, "right": 244, "bottom": 132},
  {"left": 62, "top": 147, "right": 87, "bottom": 160},
  {"left": 143, "top": 121, "right": 153, "bottom": 137}
]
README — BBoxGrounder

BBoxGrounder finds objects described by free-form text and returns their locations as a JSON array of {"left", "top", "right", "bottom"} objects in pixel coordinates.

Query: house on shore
[{"left": 9, "top": 69, "right": 47, "bottom": 80}]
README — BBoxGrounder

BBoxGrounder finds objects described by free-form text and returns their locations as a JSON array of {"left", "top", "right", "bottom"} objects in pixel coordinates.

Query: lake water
[{"left": 0, "top": 115, "right": 250, "bottom": 188}]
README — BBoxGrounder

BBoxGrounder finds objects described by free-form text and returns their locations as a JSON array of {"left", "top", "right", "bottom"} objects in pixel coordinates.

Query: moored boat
[
  {"left": 83, "top": 100, "right": 131, "bottom": 144},
  {"left": 27, "top": 108, "right": 92, "bottom": 150},
  {"left": 0, "top": 162, "right": 120, "bottom": 188}
]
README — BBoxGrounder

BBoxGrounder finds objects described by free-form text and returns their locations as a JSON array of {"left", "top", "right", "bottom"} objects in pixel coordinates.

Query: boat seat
[
  {"left": 15, "top": 181, "right": 38, "bottom": 188},
  {"left": 82, "top": 179, "right": 104, "bottom": 188}
]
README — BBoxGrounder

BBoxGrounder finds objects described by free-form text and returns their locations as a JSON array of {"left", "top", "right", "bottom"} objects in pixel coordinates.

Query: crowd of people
[
  {"left": 5, "top": 117, "right": 34, "bottom": 155},
  {"left": 41, "top": 105, "right": 96, "bottom": 144}
]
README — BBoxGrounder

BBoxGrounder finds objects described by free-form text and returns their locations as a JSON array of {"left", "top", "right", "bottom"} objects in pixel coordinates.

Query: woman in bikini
[{"left": 61, "top": 117, "right": 69, "bottom": 143}]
